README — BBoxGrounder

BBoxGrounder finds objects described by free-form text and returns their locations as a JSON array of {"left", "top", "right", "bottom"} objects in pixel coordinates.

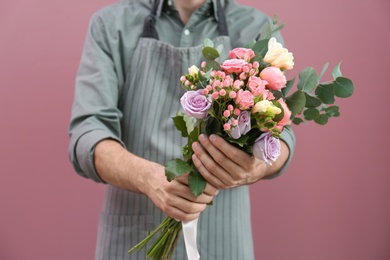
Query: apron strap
[
  {"left": 216, "top": 0, "right": 229, "bottom": 36},
  {"left": 141, "top": 0, "right": 229, "bottom": 39},
  {"left": 141, "top": 0, "right": 161, "bottom": 38}
]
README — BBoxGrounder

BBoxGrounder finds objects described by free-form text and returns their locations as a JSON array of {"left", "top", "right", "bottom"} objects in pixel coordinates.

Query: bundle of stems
[{"left": 128, "top": 217, "right": 182, "bottom": 260}]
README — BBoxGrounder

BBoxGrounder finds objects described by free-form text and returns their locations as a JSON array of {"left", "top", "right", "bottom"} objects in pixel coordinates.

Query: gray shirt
[{"left": 69, "top": 0, "right": 295, "bottom": 259}]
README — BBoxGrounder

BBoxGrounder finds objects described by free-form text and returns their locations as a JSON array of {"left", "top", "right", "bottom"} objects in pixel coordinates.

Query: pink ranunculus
[
  {"left": 228, "top": 111, "right": 251, "bottom": 139},
  {"left": 260, "top": 66, "right": 287, "bottom": 91},
  {"left": 180, "top": 90, "right": 211, "bottom": 119},
  {"left": 253, "top": 132, "right": 281, "bottom": 164},
  {"left": 234, "top": 89, "right": 254, "bottom": 110},
  {"left": 275, "top": 98, "right": 292, "bottom": 132},
  {"left": 228, "top": 48, "right": 255, "bottom": 62},
  {"left": 221, "top": 59, "right": 248, "bottom": 74}
]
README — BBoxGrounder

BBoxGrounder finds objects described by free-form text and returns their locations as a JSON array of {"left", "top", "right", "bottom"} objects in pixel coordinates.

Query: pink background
[{"left": 1, "top": 0, "right": 389, "bottom": 259}]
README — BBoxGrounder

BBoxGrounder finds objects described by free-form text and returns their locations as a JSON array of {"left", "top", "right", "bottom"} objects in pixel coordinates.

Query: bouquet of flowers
[{"left": 128, "top": 18, "right": 354, "bottom": 259}]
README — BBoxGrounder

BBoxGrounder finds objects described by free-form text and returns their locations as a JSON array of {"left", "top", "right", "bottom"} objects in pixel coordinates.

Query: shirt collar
[{"left": 154, "top": 0, "right": 225, "bottom": 21}]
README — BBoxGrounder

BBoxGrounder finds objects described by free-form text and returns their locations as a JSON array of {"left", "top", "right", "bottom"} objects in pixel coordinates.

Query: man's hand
[
  {"left": 94, "top": 139, "right": 217, "bottom": 222},
  {"left": 191, "top": 134, "right": 289, "bottom": 189},
  {"left": 146, "top": 172, "right": 218, "bottom": 222}
]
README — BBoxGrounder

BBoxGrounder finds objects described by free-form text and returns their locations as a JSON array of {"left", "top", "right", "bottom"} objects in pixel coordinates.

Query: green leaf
[
  {"left": 282, "top": 78, "right": 295, "bottom": 97},
  {"left": 189, "top": 171, "right": 207, "bottom": 197},
  {"left": 204, "top": 60, "right": 221, "bottom": 71},
  {"left": 304, "top": 92, "right": 322, "bottom": 108},
  {"left": 314, "top": 114, "right": 329, "bottom": 125},
  {"left": 165, "top": 159, "right": 195, "bottom": 181},
  {"left": 303, "top": 108, "right": 320, "bottom": 120},
  {"left": 172, "top": 114, "right": 189, "bottom": 137},
  {"left": 272, "top": 99, "right": 284, "bottom": 122},
  {"left": 325, "top": 106, "right": 340, "bottom": 117},
  {"left": 297, "top": 67, "right": 318, "bottom": 93},
  {"left": 244, "top": 40, "right": 256, "bottom": 49},
  {"left": 252, "top": 39, "right": 269, "bottom": 57},
  {"left": 318, "top": 62, "right": 329, "bottom": 83},
  {"left": 226, "top": 135, "right": 250, "bottom": 148},
  {"left": 315, "top": 84, "right": 335, "bottom": 104},
  {"left": 183, "top": 114, "right": 195, "bottom": 135},
  {"left": 292, "top": 117, "right": 304, "bottom": 125},
  {"left": 259, "top": 23, "right": 272, "bottom": 41},
  {"left": 202, "top": 46, "right": 220, "bottom": 60},
  {"left": 272, "top": 24, "right": 285, "bottom": 34},
  {"left": 272, "top": 15, "right": 278, "bottom": 25},
  {"left": 334, "top": 77, "right": 354, "bottom": 98},
  {"left": 286, "top": 90, "right": 306, "bottom": 116},
  {"left": 216, "top": 44, "right": 224, "bottom": 55},
  {"left": 332, "top": 63, "right": 342, "bottom": 79},
  {"left": 203, "top": 38, "right": 214, "bottom": 48}
]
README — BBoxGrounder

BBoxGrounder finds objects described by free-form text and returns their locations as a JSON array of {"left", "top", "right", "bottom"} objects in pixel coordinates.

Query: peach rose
[
  {"left": 260, "top": 66, "right": 287, "bottom": 91},
  {"left": 221, "top": 59, "right": 248, "bottom": 74}
]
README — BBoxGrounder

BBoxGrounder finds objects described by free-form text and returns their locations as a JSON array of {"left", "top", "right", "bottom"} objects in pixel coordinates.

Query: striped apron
[{"left": 95, "top": 0, "right": 255, "bottom": 259}]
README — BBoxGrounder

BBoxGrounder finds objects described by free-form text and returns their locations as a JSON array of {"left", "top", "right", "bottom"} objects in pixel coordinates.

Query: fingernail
[
  {"left": 210, "top": 135, "right": 217, "bottom": 142},
  {"left": 199, "top": 134, "right": 206, "bottom": 141},
  {"left": 192, "top": 142, "right": 199, "bottom": 149},
  {"left": 215, "top": 190, "right": 219, "bottom": 196}
]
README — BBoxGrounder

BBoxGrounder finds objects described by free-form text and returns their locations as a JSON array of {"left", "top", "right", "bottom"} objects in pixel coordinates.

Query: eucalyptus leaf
[
  {"left": 334, "top": 77, "right": 354, "bottom": 98},
  {"left": 216, "top": 44, "right": 224, "bottom": 55},
  {"left": 259, "top": 23, "right": 272, "bottom": 41},
  {"left": 172, "top": 114, "right": 189, "bottom": 137},
  {"left": 297, "top": 67, "right": 318, "bottom": 93},
  {"left": 282, "top": 78, "right": 295, "bottom": 97},
  {"left": 203, "top": 38, "right": 214, "bottom": 48},
  {"left": 244, "top": 40, "right": 256, "bottom": 49},
  {"left": 304, "top": 92, "right": 322, "bottom": 108},
  {"left": 202, "top": 46, "right": 220, "bottom": 60},
  {"left": 286, "top": 90, "right": 306, "bottom": 116},
  {"left": 252, "top": 39, "right": 269, "bottom": 57},
  {"left": 292, "top": 117, "right": 304, "bottom": 125},
  {"left": 314, "top": 114, "right": 329, "bottom": 125},
  {"left": 165, "top": 159, "right": 195, "bottom": 181},
  {"left": 303, "top": 108, "right": 320, "bottom": 120},
  {"left": 205, "top": 60, "right": 221, "bottom": 71},
  {"left": 332, "top": 63, "right": 343, "bottom": 79},
  {"left": 315, "top": 83, "right": 335, "bottom": 104},
  {"left": 325, "top": 106, "right": 340, "bottom": 117},
  {"left": 189, "top": 171, "right": 207, "bottom": 197},
  {"left": 318, "top": 62, "right": 329, "bottom": 83}
]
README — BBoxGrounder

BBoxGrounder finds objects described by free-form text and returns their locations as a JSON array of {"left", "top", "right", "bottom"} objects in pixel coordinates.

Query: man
[{"left": 68, "top": 0, "right": 295, "bottom": 259}]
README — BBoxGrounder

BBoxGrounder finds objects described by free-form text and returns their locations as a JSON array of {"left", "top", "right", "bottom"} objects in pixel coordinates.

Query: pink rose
[
  {"left": 260, "top": 66, "right": 287, "bottom": 91},
  {"left": 234, "top": 89, "right": 254, "bottom": 110},
  {"left": 221, "top": 59, "right": 248, "bottom": 74},
  {"left": 228, "top": 48, "right": 255, "bottom": 62},
  {"left": 247, "top": 76, "right": 269, "bottom": 97},
  {"left": 275, "top": 98, "right": 292, "bottom": 132}
]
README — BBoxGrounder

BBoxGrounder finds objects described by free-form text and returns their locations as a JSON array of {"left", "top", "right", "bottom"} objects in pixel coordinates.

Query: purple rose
[
  {"left": 229, "top": 111, "right": 251, "bottom": 139},
  {"left": 180, "top": 90, "right": 211, "bottom": 119},
  {"left": 253, "top": 133, "right": 281, "bottom": 164}
]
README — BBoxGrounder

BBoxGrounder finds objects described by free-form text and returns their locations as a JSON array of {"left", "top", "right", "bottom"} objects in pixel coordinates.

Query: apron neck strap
[{"left": 142, "top": 0, "right": 229, "bottom": 39}]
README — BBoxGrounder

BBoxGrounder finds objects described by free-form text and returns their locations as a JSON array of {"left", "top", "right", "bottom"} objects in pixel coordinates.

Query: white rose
[
  {"left": 263, "top": 37, "right": 294, "bottom": 70},
  {"left": 252, "top": 100, "right": 281, "bottom": 115},
  {"left": 188, "top": 65, "right": 200, "bottom": 77}
]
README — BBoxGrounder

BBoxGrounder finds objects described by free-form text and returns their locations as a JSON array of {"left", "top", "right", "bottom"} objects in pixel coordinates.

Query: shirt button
[
  {"left": 184, "top": 29, "right": 190, "bottom": 35},
  {"left": 167, "top": 0, "right": 172, "bottom": 6}
]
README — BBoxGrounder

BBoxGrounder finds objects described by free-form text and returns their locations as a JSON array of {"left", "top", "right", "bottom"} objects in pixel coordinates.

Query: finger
[
  {"left": 206, "top": 134, "right": 254, "bottom": 168},
  {"left": 196, "top": 135, "right": 242, "bottom": 177},
  {"left": 191, "top": 153, "right": 225, "bottom": 188}
]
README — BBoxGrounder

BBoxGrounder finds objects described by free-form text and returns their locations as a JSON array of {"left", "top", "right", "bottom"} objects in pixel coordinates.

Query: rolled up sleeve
[{"left": 68, "top": 14, "right": 124, "bottom": 183}]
